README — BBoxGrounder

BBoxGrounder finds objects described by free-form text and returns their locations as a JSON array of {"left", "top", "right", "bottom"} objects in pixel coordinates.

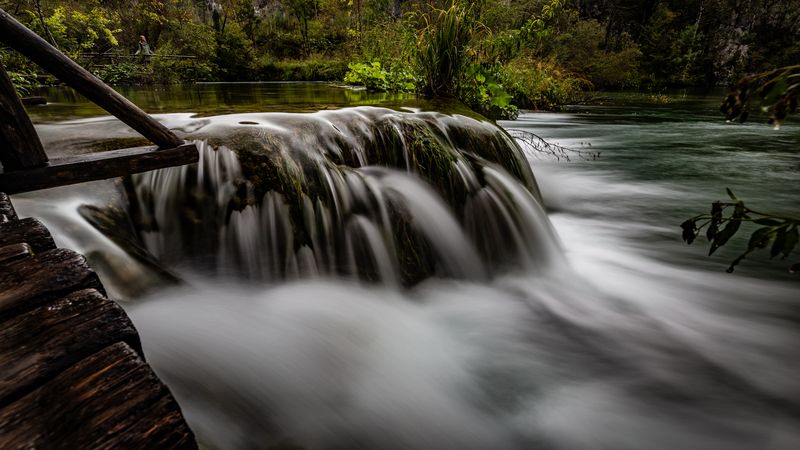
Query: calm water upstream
[{"left": 13, "top": 84, "right": 800, "bottom": 449}]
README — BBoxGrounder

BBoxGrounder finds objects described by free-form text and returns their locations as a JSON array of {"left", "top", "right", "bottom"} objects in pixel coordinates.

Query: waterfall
[
  {"left": 23, "top": 101, "right": 797, "bottom": 450},
  {"left": 128, "top": 107, "right": 560, "bottom": 285}
]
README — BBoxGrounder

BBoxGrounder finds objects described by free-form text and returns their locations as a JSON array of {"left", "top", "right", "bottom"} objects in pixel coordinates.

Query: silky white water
[{"left": 15, "top": 94, "right": 800, "bottom": 449}]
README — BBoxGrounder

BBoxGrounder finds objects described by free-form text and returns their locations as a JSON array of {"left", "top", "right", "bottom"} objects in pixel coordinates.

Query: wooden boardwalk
[{"left": 0, "top": 192, "right": 197, "bottom": 449}]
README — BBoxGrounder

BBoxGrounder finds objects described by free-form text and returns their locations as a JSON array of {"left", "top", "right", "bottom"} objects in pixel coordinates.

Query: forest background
[{"left": 1, "top": 0, "right": 798, "bottom": 115}]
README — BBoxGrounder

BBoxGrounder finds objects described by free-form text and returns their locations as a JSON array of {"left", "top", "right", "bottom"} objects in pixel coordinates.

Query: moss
[{"left": 124, "top": 106, "right": 539, "bottom": 284}]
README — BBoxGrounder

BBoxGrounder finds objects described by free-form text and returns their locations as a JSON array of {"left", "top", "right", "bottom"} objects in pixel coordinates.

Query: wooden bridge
[{"left": 0, "top": 8, "right": 199, "bottom": 449}]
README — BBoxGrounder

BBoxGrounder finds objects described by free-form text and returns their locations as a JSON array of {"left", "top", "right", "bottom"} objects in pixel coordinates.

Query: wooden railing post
[
  {"left": 0, "top": 8, "right": 183, "bottom": 150},
  {"left": 0, "top": 63, "right": 48, "bottom": 171}
]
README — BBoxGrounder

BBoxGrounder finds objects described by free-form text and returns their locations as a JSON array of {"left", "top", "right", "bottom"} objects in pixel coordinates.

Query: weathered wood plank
[
  {"left": 0, "top": 143, "right": 198, "bottom": 194},
  {"left": 0, "top": 192, "right": 16, "bottom": 220},
  {"left": 0, "top": 217, "right": 56, "bottom": 253},
  {"left": 0, "top": 248, "right": 103, "bottom": 319},
  {"left": 0, "top": 288, "right": 142, "bottom": 407},
  {"left": 0, "top": 64, "right": 48, "bottom": 171},
  {"left": 0, "top": 243, "right": 32, "bottom": 263},
  {"left": 0, "top": 9, "right": 184, "bottom": 150},
  {"left": 0, "top": 342, "right": 197, "bottom": 450}
]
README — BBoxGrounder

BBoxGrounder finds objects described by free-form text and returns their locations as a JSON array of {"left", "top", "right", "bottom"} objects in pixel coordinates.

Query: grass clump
[{"left": 501, "top": 57, "right": 588, "bottom": 110}]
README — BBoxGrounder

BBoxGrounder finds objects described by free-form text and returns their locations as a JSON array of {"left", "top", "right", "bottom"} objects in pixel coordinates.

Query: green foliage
[
  {"left": 29, "top": 3, "right": 121, "bottom": 57},
  {"left": 459, "top": 64, "right": 518, "bottom": 120},
  {"left": 484, "top": 0, "right": 568, "bottom": 63},
  {"left": 501, "top": 57, "right": 586, "bottom": 110},
  {"left": 638, "top": 4, "right": 704, "bottom": 87},
  {"left": 414, "top": 1, "right": 475, "bottom": 97},
  {"left": 215, "top": 21, "right": 256, "bottom": 81},
  {"left": 681, "top": 189, "right": 799, "bottom": 273},
  {"left": 409, "top": 2, "right": 519, "bottom": 119},
  {"left": 5, "top": 69, "right": 38, "bottom": 97},
  {"left": 551, "top": 19, "right": 641, "bottom": 89},
  {"left": 92, "top": 62, "right": 142, "bottom": 85},
  {"left": 358, "top": 20, "right": 415, "bottom": 63},
  {"left": 4, "top": 0, "right": 794, "bottom": 102},
  {"left": 154, "top": 51, "right": 214, "bottom": 84},
  {"left": 721, "top": 65, "right": 799, "bottom": 128},
  {"left": 343, "top": 61, "right": 416, "bottom": 92},
  {"left": 257, "top": 57, "right": 349, "bottom": 81}
]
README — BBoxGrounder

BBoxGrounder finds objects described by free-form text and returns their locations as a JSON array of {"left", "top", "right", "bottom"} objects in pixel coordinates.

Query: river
[{"left": 13, "top": 83, "right": 800, "bottom": 449}]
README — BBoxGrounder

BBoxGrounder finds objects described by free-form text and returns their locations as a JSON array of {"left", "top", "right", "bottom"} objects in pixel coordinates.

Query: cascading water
[
  {"left": 128, "top": 107, "right": 558, "bottom": 284},
  {"left": 16, "top": 96, "right": 800, "bottom": 450}
]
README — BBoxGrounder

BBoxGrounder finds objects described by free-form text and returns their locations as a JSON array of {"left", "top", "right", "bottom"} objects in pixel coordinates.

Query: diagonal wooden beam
[
  {"left": 0, "top": 8, "right": 183, "bottom": 149},
  {"left": 0, "top": 63, "right": 48, "bottom": 170}
]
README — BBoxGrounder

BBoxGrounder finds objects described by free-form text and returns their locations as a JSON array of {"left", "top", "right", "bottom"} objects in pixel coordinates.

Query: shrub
[
  {"left": 93, "top": 62, "right": 142, "bottom": 85},
  {"left": 256, "top": 57, "right": 349, "bottom": 81},
  {"left": 154, "top": 21, "right": 217, "bottom": 83},
  {"left": 150, "top": 44, "right": 215, "bottom": 84},
  {"left": 6, "top": 69, "right": 38, "bottom": 96},
  {"left": 214, "top": 22, "right": 256, "bottom": 81},
  {"left": 552, "top": 19, "right": 641, "bottom": 89},
  {"left": 37, "top": 5, "right": 121, "bottom": 56},
  {"left": 343, "top": 61, "right": 416, "bottom": 92},
  {"left": 459, "top": 64, "right": 518, "bottom": 120},
  {"left": 501, "top": 57, "right": 588, "bottom": 110}
]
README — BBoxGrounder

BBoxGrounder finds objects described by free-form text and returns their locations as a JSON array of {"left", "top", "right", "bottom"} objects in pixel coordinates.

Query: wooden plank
[
  {"left": 0, "top": 342, "right": 197, "bottom": 449},
  {"left": 0, "top": 192, "right": 16, "bottom": 220},
  {"left": 0, "top": 64, "right": 48, "bottom": 171},
  {"left": 0, "top": 288, "right": 142, "bottom": 407},
  {"left": 0, "top": 143, "right": 198, "bottom": 194},
  {"left": 0, "top": 248, "right": 103, "bottom": 319},
  {"left": 0, "top": 217, "right": 56, "bottom": 253},
  {"left": 0, "top": 9, "right": 184, "bottom": 150},
  {"left": 0, "top": 243, "right": 32, "bottom": 263}
]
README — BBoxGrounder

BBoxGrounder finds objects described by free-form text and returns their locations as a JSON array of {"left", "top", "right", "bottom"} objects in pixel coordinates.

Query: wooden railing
[{"left": 0, "top": 8, "right": 198, "bottom": 194}]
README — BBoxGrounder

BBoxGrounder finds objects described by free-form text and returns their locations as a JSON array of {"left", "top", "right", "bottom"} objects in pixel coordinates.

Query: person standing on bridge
[{"left": 134, "top": 35, "right": 152, "bottom": 63}]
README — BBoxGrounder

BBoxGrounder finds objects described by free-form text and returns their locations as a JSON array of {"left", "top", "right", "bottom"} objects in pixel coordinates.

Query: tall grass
[{"left": 415, "top": 1, "right": 476, "bottom": 97}]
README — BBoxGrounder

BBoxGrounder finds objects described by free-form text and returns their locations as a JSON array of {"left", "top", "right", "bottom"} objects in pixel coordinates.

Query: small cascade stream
[
  {"left": 13, "top": 99, "right": 800, "bottom": 450},
  {"left": 128, "top": 107, "right": 558, "bottom": 285}
]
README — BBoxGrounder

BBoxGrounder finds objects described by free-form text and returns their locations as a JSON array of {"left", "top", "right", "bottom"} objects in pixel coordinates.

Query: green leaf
[
  {"left": 782, "top": 226, "right": 798, "bottom": 258},
  {"left": 710, "top": 202, "right": 744, "bottom": 255},
  {"left": 747, "top": 226, "right": 773, "bottom": 250},
  {"left": 771, "top": 227, "right": 788, "bottom": 258},
  {"left": 763, "top": 78, "right": 788, "bottom": 106}
]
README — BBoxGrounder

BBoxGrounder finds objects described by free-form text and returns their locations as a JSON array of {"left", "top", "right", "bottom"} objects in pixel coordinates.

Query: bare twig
[{"left": 507, "top": 128, "right": 600, "bottom": 162}]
